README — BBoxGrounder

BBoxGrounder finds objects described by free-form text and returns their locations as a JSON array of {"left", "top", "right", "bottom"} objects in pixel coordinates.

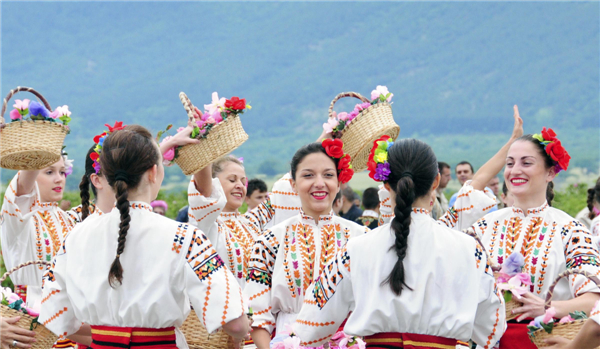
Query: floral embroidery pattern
[
  {"left": 537, "top": 222, "right": 556, "bottom": 294},
  {"left": 504, "top": 217, "right": 523, "bottom": 257}
]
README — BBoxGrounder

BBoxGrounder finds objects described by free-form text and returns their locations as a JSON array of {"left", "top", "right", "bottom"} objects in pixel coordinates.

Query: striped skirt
[
  {"left": 90, "top": 326, "right": 177, "bottom": 349},
  {"left": 364, "top": 332, "right": 458, "bottom": 349}
]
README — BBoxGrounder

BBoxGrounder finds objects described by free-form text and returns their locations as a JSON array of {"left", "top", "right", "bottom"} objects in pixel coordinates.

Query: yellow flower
[
  {"left": 375, "top": 152, "right": 387, "bottom": 163},
  {"left": 246, "top": 104, "right": 252, "bottom": 110}
]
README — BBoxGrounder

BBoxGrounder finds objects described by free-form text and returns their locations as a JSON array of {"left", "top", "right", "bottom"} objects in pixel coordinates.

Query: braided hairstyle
[
  {"left": 382, "top": 139, "right": 438, "bottom": 295},
  {"left": 587, "top": 177, "right": 600, "bottom": 220},
  {"left": 79, "top": 145, "right": 99, "bottom": 221},
  {"left": 100, "top": 125, "right": 160, "bottom": 287}
]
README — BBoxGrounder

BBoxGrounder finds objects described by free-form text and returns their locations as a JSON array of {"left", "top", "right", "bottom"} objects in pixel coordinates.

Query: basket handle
[
  {"left": 328, "top": 92, "right": 370, "bottom": 119},
  {"left": 179, "top": 92, "right": 199, "bottom": 128},
  {"left": 0, "top": 260, "right": 51, "bottom": 283},
  {"left": 543, "top": 269, "right": 600, "bottom": 310},
  {"left": 1, "top": 87, "right": 53, "bottom": 125},
  {"left": 464, "top": 229, "right": 502, "bottom": 272}
]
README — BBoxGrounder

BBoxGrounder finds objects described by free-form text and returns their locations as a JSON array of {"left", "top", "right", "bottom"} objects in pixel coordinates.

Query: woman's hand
[
  {"left": 0, "top": 316, "right": 36, "bottom": 349},
  {"left": 159, "top": 126, "right": 200, "bottom": 155},
  {"left": 510, "top": 105, "right": 524, "bottom": 141},
  {"left": 513, "top": 292, "right": 546, "bottom": 322},
  {"left": 540, "top": 336, "right": 573, "bottom": 349}
]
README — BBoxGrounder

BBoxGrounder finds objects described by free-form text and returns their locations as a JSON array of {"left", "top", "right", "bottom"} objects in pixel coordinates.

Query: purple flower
[
  {"left": 29, "top": 101, "right": 50, "bottom": 119},
  {"left": 347, "top": 110, "right": 359, "bottom": 121},
  {"left": 93, "top": 162, "right": 101, "bottom": 174},
  {"left": 374, "top": 163, "right": 391, "bottom": 181},
  {"left": 501, "top": 252, "right": 524, "bottom": 276}
]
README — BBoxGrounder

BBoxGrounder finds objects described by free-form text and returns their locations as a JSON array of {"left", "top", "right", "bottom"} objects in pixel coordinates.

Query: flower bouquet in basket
[
  {"left": 271, "top": 325, "right": 364, "bottom": 349},
  {"left": 1, "top": 287, "right": 40, "bottom": 325},
  {"left": 495, "top": 253, "right": 531, "bottom": 321},
  {"left": 0, "top": 87, "right": 72, "bottom": 170},
  {"left": 324, "top": 86, "right": 400, "bottom": 172},
  {"left": 159, "top": 92, "right": 250, "bottom": 175}
]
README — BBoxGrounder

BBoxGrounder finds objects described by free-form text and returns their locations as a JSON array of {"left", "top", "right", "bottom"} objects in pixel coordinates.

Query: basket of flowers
[
  {"left": 271, "top": 325, "right": 365, "bottom": 349},
  {"left": 495, "top": 253, "right": 531, "bottom": 321},
  {"left": 324, "top": 86, "right": 400, "bottom": 172},
  {"left": 0, "top": 86, "right": 72, "bottom": 170},
  {"left": 527, "top": 269, "right": 600, "bottom": 348},
  {"left": 0, "top": 260, "right": 58, "bottom": 348},
  {"left": 160, "top": 92, "right": 249, "bottom": 175},
  {"left": 180, "top": 307, "right": 252, "bottom": 349}
]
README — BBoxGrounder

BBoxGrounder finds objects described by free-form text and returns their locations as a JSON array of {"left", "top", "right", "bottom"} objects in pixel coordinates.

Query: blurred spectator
[
  {"left": 436, "top": 162, "right": 451, "bottom": 211},
  {"left": 353, "top": 192, "right": 361, "bottom": 209},
  {"left": 355, "top": 187, "right": 379, "bottom": 229},
  {"left": 151, "top": 200, "right": 168, "bottom": 216},
  {"left": 59, "top": 200, "right": 71, "bottom": 211},
  {"left": 448, "top": 161, "right": 474, "bottom": 207},
  {"left": 500, "top": 181, "right": 514, "bottom": 208},
  {"left": 332, "top": 190, "right": 344, "bottom": 216},
  {"left": 245, "top": 178, "right": 268, "bottom": 211},
  {"left": 341, "top": 186, "right": 363, "bottom": 222},
  {"left": 176, "top": 205, "right": 189, "bottom": 223}
]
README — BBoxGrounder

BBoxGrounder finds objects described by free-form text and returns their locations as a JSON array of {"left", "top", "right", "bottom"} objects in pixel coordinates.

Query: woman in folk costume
[
  {"left": 294, "top": 138, "right": 505, "bottom": 349},
  {"left": 39, "top": 125, "right": 250, "bottom": 348},
  {"left": 186, "top": 155, "right": 275, "bottom": 288},
  {"left": 244, "top": 139, "right": 368, "bottom": 349},
  {"left": 587, "top": 177, "right": 600, "bottom": 241},
  {"left": 541, "top": 299, "right": 600, "bottom": 349},
  {"left": 467, "top": 127, "right": 600, "bottom": 348}
]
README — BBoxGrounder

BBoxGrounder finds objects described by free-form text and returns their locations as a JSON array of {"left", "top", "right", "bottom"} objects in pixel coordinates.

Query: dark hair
[
  {"left": 456, "top": 161, "right": 474, "bottom": 174},
  {"left": 515, "top": 134, "right": 557, "bottom": 206},
  {"left": 333, "top": 190, "right": 343, "bottom": 205},
  {"left": 290, "top": 142, "right": 339, "bottom": 180},
  {"left": 100, "top": 125, "right": 160, "bottom": 287},
  {"left": 79, "top": 145, "right": 99, "bottom": 221},
  {"left": 342, "top": 186, "right": 356, "bottom": 201},
  {"left": 247, "top": 178, "right": 267, "bottom": 196},
  {"left": 502, "top": 181, "right": 509, "bottom": 196},
  {"left": 587, "top": 177, "right": 600, "bottom": 219},
  {"left": 382, "top": 139, "right": 438, "bottom": 295},
  {"left": 438, "top": 162, "right": 450, "bottom": 172},
  {"left": 362, "top": 187, "right": 380, "bottom": 210}
]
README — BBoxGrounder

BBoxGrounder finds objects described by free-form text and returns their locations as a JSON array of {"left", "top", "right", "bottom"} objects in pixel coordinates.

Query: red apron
[
  {"left": 364, "top": 332, "right": 458, "bottom": 349},
  {"left": 90, "top": 325, "right": 177, "bottom": 349}
]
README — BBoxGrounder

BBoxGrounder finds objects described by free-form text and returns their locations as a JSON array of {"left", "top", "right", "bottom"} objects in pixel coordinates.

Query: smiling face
[
  {"left": 216, "top": 162, "right": 247, "bottom": 212},
  {"left": 504, "top": 140, "right": 555, "bottom": 204},
  {"left": 292, "top": 152, "right": 340, "bottom": 219},
  {"left": 36, "top": 158, "right": 67, "bottom": 203}
]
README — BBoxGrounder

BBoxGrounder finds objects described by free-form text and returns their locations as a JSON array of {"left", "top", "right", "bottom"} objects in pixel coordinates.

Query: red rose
[
  {"left": 105, "top": 121, "right": 126, "bottom": 133},
  {"left": 93, "top": 132, "right": 107, "bottom": 144},
  {"left": 545, "top": 140, "right": 571, "bottom": 171},
  {"left": 322, "top": 139, "right": 345, "bottom": 158},
  {"left": 338, "top": 167, "right": 354, "bottom": 184},
  {"left": 367, "top": 160, "right": 377, "bottom": 180},
  {"left": 90, "top": 152, "right": 99, "bottom": 161},
  {"left": 541, "top": 127, "right": 557, "bottom": 142},
  {"left": 337, "top": 154, "right": 351, "bottom": 170},
  {"left": 225, "top": 97, "right": 246, "bottom": 110}
]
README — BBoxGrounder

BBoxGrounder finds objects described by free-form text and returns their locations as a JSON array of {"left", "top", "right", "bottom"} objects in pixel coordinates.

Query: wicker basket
[
  {"left": 0, "top": 260, "right": 59, "bottom": 348},
  {"left": 173, "top": 92, "right": 248, "bottom": 176},
  {"left": 181, "top": 309, "right": 238, "bottom": 349},
  {"left": 328, "top": 92, "right": 400, "bottom": 172},
  {"left": 492, "top": 271, "right": 523, "bottom": 321},
  {"left": 528, "top": 269, "right": 600, "bottom": 348},
  {"left": 0, "top": 87, "right": 69, "bottom": 170}
]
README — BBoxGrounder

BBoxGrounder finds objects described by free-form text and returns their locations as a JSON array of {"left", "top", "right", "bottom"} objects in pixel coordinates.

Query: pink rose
[
  {"left": 25, "top": 307, "right": 39, "bottom": 317},
  {"left": 163, "top": 147, "right": 175, "bottom": 161},
  {"left": 559, "top": 315, "right": 574, "bottom": 324},
  {"left": 13, "top": 99, "right": 30, "bottom": 111},
  {"left": 542, "top": 307, "right": 556, "bottom": 324},
  {"left": 206, "top": 117, "right": 216, "bottom": 125},
  {"left": 196, "top": 120, "right": 205, "bottom": 129},
  {"left": 515, "top": 273, "right": 532, "bottom": 286},
  {"left": 9, "top": 109, "right": 22, "bottom": 120},
  {"left": 48, "top": 110, "right": 60, "bottom": 119},
  {"left": 347, "top": 110, "right": 359, "bottom": 121}
]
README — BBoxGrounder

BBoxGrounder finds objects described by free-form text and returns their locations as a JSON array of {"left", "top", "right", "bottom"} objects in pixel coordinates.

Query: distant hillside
[{"left": 1, "top": 2, "right": 598, "bottom": 190}]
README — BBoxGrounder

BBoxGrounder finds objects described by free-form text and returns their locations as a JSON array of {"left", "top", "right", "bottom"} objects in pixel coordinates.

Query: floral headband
[
  {"left": 367, "top": 135, "right": 393, "bottom": 182},
  {"left": 321, "top": 139, "right": 354, "bottom": 184},
  {"left": 532, "top": 127, "right": 570, "bottom": 173},
  {"left": 90, "top": 121, "right": 126, "bottom": 174},
  {"left": 61, "top": 147, "right": 74, "bottom": 177}
]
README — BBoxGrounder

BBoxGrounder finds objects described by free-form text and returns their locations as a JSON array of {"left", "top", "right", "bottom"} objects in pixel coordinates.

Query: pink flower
[
  {"left": 25, "top": 307, "right": 39, "bottom": 317},
  {"left": 7, "top": 293, "right": 20, "bottom": 303},
  {"left": 347, "top": 110, "right": 359, "bottom": 121},
  {"left": 350, "top": 338, "right": 366, "bottom": 349},
  {"left": 55, "top": 105, "right": 71, "bottom": 117},
  {"left": 211, "top": 110, "right": 223, "bottom": 123},
  {"left": 9, "top": 109, "right": 22, "bottom": 120},
  {"left": 206, "top": 117, "right": 216, "bottom": 125},
  {"left": 283, "top": 336, "right": 300, "bottom": 349},
  {"left": 331, "top": 331, "right": 346, "bottom": 341},
  {"left": 543, "top": 307, "right": 556, "bottom": 324},
  {"left": 204, "top": 92, "right": 226, "bottom": 114},
  {"left": 498, "top": 275, "right": 529, "bottom": 299},
  {"left": 371, "top": 85, "right": 393, "bottom": 102},
  {"left": 496, "top": 272, "right": 511, "bottom": 284},
  {"left": 177, "top": 127, "right": 185, "bottom": 133},
  {"left": 163, "top": 147, "right": 175, "bottom": 161},
  {"left": 356, "top": 102, "right": 371, "bottom": 111},
  {"left": 13, "top": 99, "right": 30, "bottom": 111},
  {"left": 515, "top": 273, "right": 532, "bottom": 286},
  {"left": 559, "top": 315, "right": 574, "bottom": 324},
  {"left": 338, "top": 112, "right": 349, "bottom": 121},
  {"left": 196, "top": 120, "right": 205, "bottom": 129},
  {"left": 49, "top": 110, "right": 60, "bottom": 119},
  {"left": 323, "top": 117, "right": 339, "bottom": 134},
  {"left": 339, "top": 337, "right": 350, "bottom": 349}
]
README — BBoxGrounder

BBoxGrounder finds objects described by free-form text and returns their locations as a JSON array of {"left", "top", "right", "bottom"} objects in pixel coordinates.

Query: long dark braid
[
  {"left": 79, "top": 145, "right": 98, "bottom": 221},
  {"left": 381, "top": 139, "right": 438, "bottom": 295},
  {"left": 100, "top": 125, "right": 159, "bottom": 287}
]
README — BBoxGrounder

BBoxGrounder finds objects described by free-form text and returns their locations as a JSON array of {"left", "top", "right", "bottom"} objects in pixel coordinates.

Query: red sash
[
  {"left": 364, "top": 332, "right": 457, "bottom": 349},
  {"left": 499, "top": 322, "right": 537, "bottom": 349},
  {"left": 90, "top": 326, "right": 176, "bottom": 349}
]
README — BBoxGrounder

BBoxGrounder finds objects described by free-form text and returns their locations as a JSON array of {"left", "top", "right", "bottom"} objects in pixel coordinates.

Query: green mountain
[{"left": 1, "top": 2, "right": 598, "bottom": 190}]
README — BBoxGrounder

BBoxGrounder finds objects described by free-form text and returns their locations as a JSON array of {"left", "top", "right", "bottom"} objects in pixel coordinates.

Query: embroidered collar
[
  {"left": 129, "top": 202, "right": 152, "bottom": 212},
  {"left": 220, "top": 211, "right": 240, "bottom": 219},
  {"left": 511, "top": 201, "right": 549, "bottom": 217},
  {"left": 362, "top": 209, "right": 379, "bottom": 218},
  {"left": 38, "top": 201, "right": 59, "bottom": 209},
  {"left": 299, "top": 209, "right": 334, "bottom": 224},
  {"left": 411, "top": 208, "right": 430, "bottom": 215}
]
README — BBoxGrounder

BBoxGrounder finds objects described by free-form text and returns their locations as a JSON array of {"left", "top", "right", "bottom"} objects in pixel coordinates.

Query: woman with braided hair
[
  {"left": 586, "top": 177, "right": 600, "bottom": 239},
  {"left": 293, "top": 138, "right": 505, "bottom": 348},
  {"left": 39, "top": 125, "right": 250, "bottom": 349}
]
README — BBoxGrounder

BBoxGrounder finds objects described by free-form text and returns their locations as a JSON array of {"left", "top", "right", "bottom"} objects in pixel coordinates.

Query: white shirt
[
  {"left": 39, "top": 201, "right": 245, "bottom": 338},
  {"left": 294, "top": 210, "right": 506, "bottom": 348},
  {"left": 269, "top": 173, "right": 301, "bottom": 228}
]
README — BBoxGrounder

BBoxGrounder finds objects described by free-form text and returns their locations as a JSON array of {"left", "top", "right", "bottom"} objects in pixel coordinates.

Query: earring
[{"left": 429, "top": 200, "right": 434, "bottom": 207}]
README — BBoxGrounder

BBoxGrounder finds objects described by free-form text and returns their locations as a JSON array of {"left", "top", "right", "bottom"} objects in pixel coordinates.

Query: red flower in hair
[
  {"left": 105, "top": 121, "right": 126, "bottom": 133},
  {"left": 541, "top": 127, "right": 558, "bottom": 142},
  {"left": 338, "top": 167, "right": 354, "bottom": 184},
  {"left": 93, "top": 132, "right": 107, "bottom": 144},
  {"left": 367, "top": 135, "right": 391, "bottom": 180},
  {"left": 337, "top": 154, "right": 351, "bottom": 170},
  {"left": 90, "top": 152, "right": 99, "bottom": 161},
  {"left": 322, "top": 139, "right": 345, "bottom": 158},
  {"left": 546, "top": 139, "right": 571, "bottom": 171},
  {"left": 225, "top": 97, "right": 246, "bottom": 110}
]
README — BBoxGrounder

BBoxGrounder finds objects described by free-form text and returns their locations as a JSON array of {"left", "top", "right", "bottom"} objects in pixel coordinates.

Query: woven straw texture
[
  {"left": 328, "top": 92, "right": 400, "bottom": 172},
  {"left": 529, "top": 269, "right": 600, "bottom": 348},
  {"left": 180, "top": 309, "right": 236, "bottom": 349},
  {"left": 0, "top": 87, "right": 68, "bottom": 170},
  {"left": 0, "top": 260, "right": 58, "bottom": 348},
  {"left": 492, "top": 271, "right": 522, "bottom": 321},
  {"left": 174, "top": 92, "right": 248, "bottom": 175}
]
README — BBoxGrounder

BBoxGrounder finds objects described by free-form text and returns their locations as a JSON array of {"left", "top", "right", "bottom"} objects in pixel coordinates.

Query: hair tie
[
  {"left": 114, "top": 170, "right": 129, "bottom": 183},
  {"left": 115, "top": 254, "right": 120, "bottom": 258},
  {"left": 400, "top": 171, "right": 413, "bottom": 179}
]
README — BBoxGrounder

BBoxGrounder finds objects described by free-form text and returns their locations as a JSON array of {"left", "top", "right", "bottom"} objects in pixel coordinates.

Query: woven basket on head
[
  {"left": 174, "top": 92, "right": 248, "bottom": 176},
  {"left": 328, "top": 92, "right": 400, "bottom": 172},
  {"left": 528, "top": 269, "right": 600, "bottom": 349},
  {"left": 0, "top": 87, "right": 69, "bottom": 170},
  {"left": 492, "top": 271, "right": 523, "bottom": 321},
  {"left": 0, "top": 260, "right": 58, "bottom": 348},
  {"left": 181, "top": 309, "right": 240, "bottom": 349}
]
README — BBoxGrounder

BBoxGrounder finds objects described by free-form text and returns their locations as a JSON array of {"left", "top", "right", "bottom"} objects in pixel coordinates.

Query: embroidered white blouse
[
  {"left": 243, "top": 211, "right": 369, "bottom": 334},
  {"left": 39, "top": 202, "right": 245, "bottom": 339},
  {"left": 269, "top": 173, "right": 302, "bottom": 228},
  {"left": 294, "top": 209, "right": 506, "bottom": 348}
]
